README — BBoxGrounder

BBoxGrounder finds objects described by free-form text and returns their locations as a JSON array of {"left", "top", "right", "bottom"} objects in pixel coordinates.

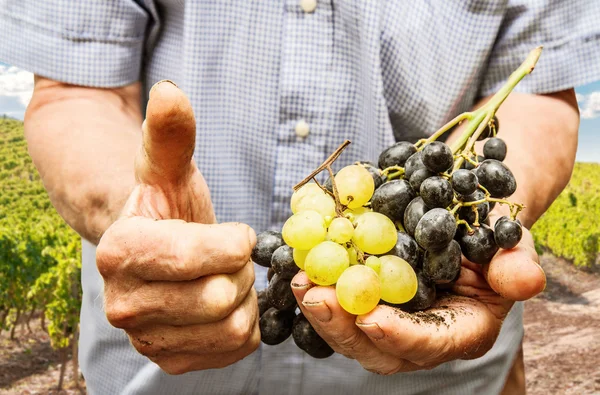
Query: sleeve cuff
[
  {"left": 480, "top": 36, "right": 600, "bottom": 97},
  {"left": 0, "top": 11, "right": 144, "bottom": 88}
]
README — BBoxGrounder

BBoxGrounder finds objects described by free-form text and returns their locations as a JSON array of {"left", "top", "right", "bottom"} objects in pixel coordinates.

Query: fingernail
[
  {"left": 290, "top": 282, "right": 313, "bottom": 291},
  {"left": 302, "top": 301, "right": 331, "bottom": 322},
  {"left": 149, "top": 79, "right": 178, "bottom": 97},
  {"left": 356, "top": 322, "right": 385, "bottom": 340}
]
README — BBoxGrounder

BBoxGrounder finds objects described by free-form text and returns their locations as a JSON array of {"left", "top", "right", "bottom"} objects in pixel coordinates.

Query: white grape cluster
[{"left": 283, "top": 164, "right": 418, "bottom": 315}]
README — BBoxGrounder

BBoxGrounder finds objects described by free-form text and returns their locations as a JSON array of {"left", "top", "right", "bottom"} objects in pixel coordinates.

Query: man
[{"left": 1, "top": 1, "right": 598, "bottom": 394}]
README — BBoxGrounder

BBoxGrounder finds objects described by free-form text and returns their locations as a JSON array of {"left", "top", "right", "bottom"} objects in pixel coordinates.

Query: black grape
[
  {"left": 423, "top": 240, "right": 462, "bottom": 284},
  {"left": 494, "top": 219, "right": 523, "bottom": 249},
  {"left": 378, "top": 142, "right": 417, "bottom": 169},
  {"left": 475, "top": 159, "right": 517, "bottom": 198},
  {"left": 258, "top": 289, "right": 270, "bottom": 317},
  {"left": 483, "top": 138, "right": 507, "bottom": 161},
  {"left": 414, "top": 208, "right": 457, "bottom": 250},
  {"left": 451, "top": 169, "right": 478, "bottom": 195},
  {"left": 404, "top": 151, "right": 426, "bottom": 179},
  {"left": 422, "top": 142, "right": 453, "bottom": 173},
  {"left": 267, "top": 274, "right": 297, "bottom": 311},
  {"left": 400, "top": 270, "right": 436, "bottom": 312},
  {"left": 403, "top": 196, "right": 430, "bottom": 237},
  {"left": 477, "top": 115, "right": 499, "bottom": 141},
  {"left": 371, "top": 180, "right": 416, "bottom": 223},
  {"left": 358, "top": 161, "right": 386, "bottom": 189},
  {"left": 457, "top": 224, "right": 499, "bottom": 265},
  {"left": 420, "top": 176, "right": 454, "bottom": 209},
  {"left": 384, "top": 232, "right": 421, "bottom": 269},
  {"left": 267, "top": 267, "right": 275, "bottom": 282},
  {"left": 459, "top": 190, "right": 489, "bottom": 224},
  {"left": 292, "top": 313, "right": 334, "bottom": 359},
  {"left": 252, "top": 231, "right": 284, "bottom": 268},
  {"left": 462, "top": 155, "right": 485, "bottom": 171},
  {"left": 259, "top": 308, "right": 295, "bottom": 345},
  {"left": 271, "top": 245, "right": 299, "bottom": 280},
  {"left": 409, "top": 168, "right": 435, "bottom": 192}
]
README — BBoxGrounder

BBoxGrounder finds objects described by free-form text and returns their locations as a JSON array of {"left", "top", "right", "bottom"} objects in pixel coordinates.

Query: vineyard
[
  {"left": 532, "top": 162, "right": 600, "bottom": 267},
  {"left": 0, "top": 117, "right": 598, "bottom": 392},
  {"left": 0, "top": 117, "right": 81, "bottom": 390}
]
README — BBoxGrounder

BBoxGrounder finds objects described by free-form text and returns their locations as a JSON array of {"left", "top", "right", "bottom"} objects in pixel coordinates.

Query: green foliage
[
  {"left": 531, "top": 162, "right": 600, "bottom": 267},
  {"left": 0, "top": 118, "right": 81, "bottom": 348}
]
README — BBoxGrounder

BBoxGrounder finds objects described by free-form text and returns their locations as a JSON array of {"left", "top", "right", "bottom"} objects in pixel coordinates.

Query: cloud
[
  {"left": 578, "top": 92, "right": 600, "bottom": 119},
  {"left": 0, "top": 65, "right": 34, "bottom": 119}
]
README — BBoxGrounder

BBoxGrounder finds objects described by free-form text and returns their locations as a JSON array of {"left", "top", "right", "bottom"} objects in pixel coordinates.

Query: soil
[
  {"left": 0, "top": 253, "right": 598, "bottom": 394},
  {"left": 523, "top": 253, "right": 600, "bottom": 395}
]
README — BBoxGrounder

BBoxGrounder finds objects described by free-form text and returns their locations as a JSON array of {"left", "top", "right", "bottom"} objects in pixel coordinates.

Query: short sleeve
[
  {"left": 0, "top": 0, "right": 151, "bottom": 87},
  {"left": 479, "top": 0, "right": 600, "bottom": 97}
]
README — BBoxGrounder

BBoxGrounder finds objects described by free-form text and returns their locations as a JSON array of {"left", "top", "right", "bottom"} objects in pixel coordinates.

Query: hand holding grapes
[
  {"left": 96, "top": 81, "right": 260, "bottom": 374},
  {"left": 290, "top": 226, "right": 543, "bottom": 374},
  {"left": 254, "top": 48, "right": 547, "bottom": 371}
]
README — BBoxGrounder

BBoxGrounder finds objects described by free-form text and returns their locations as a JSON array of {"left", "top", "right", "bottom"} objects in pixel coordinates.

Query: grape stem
[
  {"left": 450, "top": 46, "right": 542, "bottom": 170},
  {"left": 381, "top": 165, "right": 405, "bottom": 181},
  {"left": 415, "top": 112, "right": 473, "bottom": 149},
  {"left": 293, "top": 140, "right": 351, "bottom": 191},
  {"left": 326, "top": 164, "right": 345, "bottom": 217},
  {"left": 456, "top": 219, "right": 474, "bottom": 234}
]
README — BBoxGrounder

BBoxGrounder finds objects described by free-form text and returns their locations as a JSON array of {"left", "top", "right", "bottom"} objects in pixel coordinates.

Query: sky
[{"left": 0, "top": 62, "right": 598, "bottom": 163}]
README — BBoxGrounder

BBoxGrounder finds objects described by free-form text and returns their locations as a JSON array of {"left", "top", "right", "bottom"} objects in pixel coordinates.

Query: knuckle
[
  {"left": 226, "top": 306, "right": 254, "bottom": 349},
  {"left": 202, "top": 276, "right": 237, "bottom": 321},
  {"left": 96, "top": 235, "right": 122, "bottom": 279},
  {"left": 105, "top": 300, "right": 137, "bottom": 329},
  {"left": 160, "top": 360, "right": 191, "bottom": 376}
]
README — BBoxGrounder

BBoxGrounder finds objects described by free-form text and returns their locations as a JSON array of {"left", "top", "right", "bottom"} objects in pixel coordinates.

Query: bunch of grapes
[{"left": 251, "top": 47, "right": 542, "bottom": 359}]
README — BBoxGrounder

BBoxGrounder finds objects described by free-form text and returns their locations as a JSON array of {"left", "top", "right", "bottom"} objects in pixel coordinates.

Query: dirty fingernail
[
  {"left": 356, "top": 322, "right": 385, "bottom": 340},
  {"left": 302, "top": 301, "right": 331, "bottom": 322}
]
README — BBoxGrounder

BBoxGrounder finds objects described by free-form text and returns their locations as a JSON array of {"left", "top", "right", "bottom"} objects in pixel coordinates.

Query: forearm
[
  {"left": 24, "top": 77, "right": 143, "bottom": 244},
  {"left": 449, "top": 90, "right": 580, "bottom": 228}
]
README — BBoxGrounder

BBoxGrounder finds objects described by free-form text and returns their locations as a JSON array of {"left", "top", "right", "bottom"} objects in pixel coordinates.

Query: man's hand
[
  {"left": 96, "top": 81, "right": 260, "bottom": 375},
  {"left": 291, "top": 222, "right": 544, "bottom": 374}
]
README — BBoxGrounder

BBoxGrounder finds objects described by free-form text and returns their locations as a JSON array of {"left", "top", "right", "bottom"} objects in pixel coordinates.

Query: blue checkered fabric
[{"left": 2, "top": 1, "right": 600, "bottom": 394}]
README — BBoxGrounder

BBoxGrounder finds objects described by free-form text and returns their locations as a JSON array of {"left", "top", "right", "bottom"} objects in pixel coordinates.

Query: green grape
[
  {"left": 344, "top": 206, "right": 372, "bottom": 222},
  {"left": 328, "top": 217, "right": 354, "bottom": 244},
  {"left": 291, "top": 183, "right": 321, "bottom": 211},
  {"left": 379, "top": 255, "right": 418, "bottom": 304},
  {"left": 335, "top": 165, "right": 375, "bottom": 209},
  {"left": 336, "top": 265, "right": 381, "bottom": 315},
  {"left": 291, "top": 183, "right": 336, "bottom": 218},
  {"left": 293, "top": 248, "right": 310, "bottom": 270},
  {"left": 304, "top": 241, "right": 350, "bottom": 285},
  {"left": 346, "top": 245, "right": 360, "bottom": 265},
  {"left": 352, "top": 212, "right": 398, "bottom": 254},
  {"left": 282, "top": 210, "right": 327, "bottom": 250},
  {"left": 365, "top": 255, "right": 381, "bottom": 274}
]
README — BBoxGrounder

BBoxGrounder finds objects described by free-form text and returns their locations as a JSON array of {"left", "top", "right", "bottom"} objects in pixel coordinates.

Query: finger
[
  {"left": 97, "top": 217, "right": 256, "bottom": 281},
  {"left": 106, "top": 261, "right": 255, "bottom": 327},
  {"left": 136, "top": 80, "right": 196, "bottom": 185},
  {"left": 453, "top": 264, "right": 513, "bottom": 320},
  {"left": 357, "top": 295, "right": 501, "bottom": 366},
  {"left": 483, "top": 228, "right": 545, "bottom": 301},
  {"left": 294, "top": 278, "right": 415, "bottom": 374},
  {"left": 126, "top": 288, "right": 258, "bottom": 353}
]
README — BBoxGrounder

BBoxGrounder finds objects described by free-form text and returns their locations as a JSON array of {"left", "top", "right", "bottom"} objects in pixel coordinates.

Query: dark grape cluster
[
  {"left": 253, "top": 231, "right": 334, "bottom": 358},
  {"left": 252, "top": 115, "right": 525, "bottom": 358}
]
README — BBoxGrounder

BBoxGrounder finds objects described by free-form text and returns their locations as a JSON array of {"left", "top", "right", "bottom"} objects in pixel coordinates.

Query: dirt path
[
  {"left": 524, "top": 254, "right": 600, "bottom": 395},
  {"left": 1, "top": 254, "right": 598, "bottom": 394}
]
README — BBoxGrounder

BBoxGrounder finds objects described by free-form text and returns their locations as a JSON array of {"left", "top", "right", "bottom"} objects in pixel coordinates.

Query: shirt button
[
  {"left": 295, "top": 120, "right": 310, "bottom": 137},
  {"left": 300, "top": 0, "right": 317, "bottom": 13}
]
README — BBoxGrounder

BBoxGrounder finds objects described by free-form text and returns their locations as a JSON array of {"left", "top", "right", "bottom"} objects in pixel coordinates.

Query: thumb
[
  {"left": 135, "top": 80, "right": 196, "bottom": 185},
  {"left": 483, "top": 228, "right": 546, "bottom": 301}
]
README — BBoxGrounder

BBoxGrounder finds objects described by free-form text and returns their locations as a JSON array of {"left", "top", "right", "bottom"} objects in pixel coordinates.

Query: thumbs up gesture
[{"left": 96, "top": 81, "right": 260, "bottom": 374}]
